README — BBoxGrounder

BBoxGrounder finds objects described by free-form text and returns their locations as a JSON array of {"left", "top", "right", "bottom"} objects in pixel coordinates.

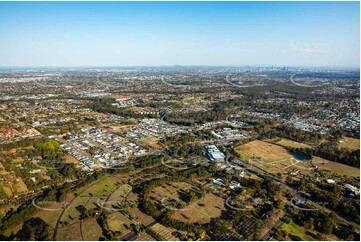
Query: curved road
[
  {"left": 225, "top": 74, "right": 264, "bottom": 88},
  {"left": 290, "top": 73, "right": 322, "bottom": 88}
]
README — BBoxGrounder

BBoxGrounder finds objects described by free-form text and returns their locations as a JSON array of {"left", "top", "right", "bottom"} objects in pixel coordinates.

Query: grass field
[
  {"left": 31, "top": 203, "right": 64, "bottom": 228},
  {"left": 0, "top": 176, "right": 28, "bottom": 197},
  {"left": 149, "top": 181, "right": 225, "bottom": 224},
  {"left": 2, "top": 185, "right": 12, "bottom": 197},
  {"left": 150, "top": 181, "right": 196, "bottom": 201},
  {"left": 57, "top": 222, "right": 82, "bottom": 240},
  {"left": 282, "top": 220, "right": 340, "bottom": 241},
  {"left": 12, "top": 157, "right": 24, "bottom": 163},
  {"left": 107, "top": 212, "right": 132, "bottom": 235},
  {"left": 64, "top": 154, "right": 79, "bottom": 164},
  {"left": 123, "top": 190, "right": 155, "bottom": 227},
  {"left": 135, "top": 232, "right": 156, "bottom": 241},
  {"left": 59, "top": 173, "right": 143, "bottom": 230},
  {"left": 79, "top": 175, "right": 121, "bottom": 197},
  {"left": 282, "top": 220, "right": 317, "bottom": 241},
  {"left": 3, "top": 222, "right": 23, "bottom": 237},
  {"left": 312, "top": 156, "right": 360, "bottom": 178},
  {"left": 84, "top": 196, "right": 101, "bottom": 211},
  {"left": 81, "top": 218, "right": 103, "bottom": 241},
  {"left": 13, "top": 177, "right": 28, "bottom": 194},
  {"left": 139, "top": 136, "right": 160, "bottom": 149},
  {"left": 276, "top": 138, "right": 312, "bottom": 149},
  {"left": 235, "top": 140, "right": 314, "bottom": 178},
  {"left": 235, "top": 140, "right": 293, "bottom": 162},
  {"left": 62, "top": 196, "right": 90, "bottom": 223},
  {"left": 129, "top": 204, "right": 155, "bottom": 226},
  {"left": 107, "top": 184, "right": 132, "bottom": 202},
  {"left": 2, "top": 172, "right": 141, "bottom": 240},
  {"left": 339, "top": 137, "right": 360, "bottom": 151},
  {"left": 171, "top": 193, "right": 225, "bottom": 224},
  {"left": 0, "top": 203, "right": 19, "bottom": 217},
  {"left": 150, "top": 223, "right": 180, "bottom": 241},
  {"left": 249, "top": 157, "right": 314, "bottom": 179}
]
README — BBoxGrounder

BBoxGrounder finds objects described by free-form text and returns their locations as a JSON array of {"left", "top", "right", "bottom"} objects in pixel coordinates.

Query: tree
[
  {"left": 224, "top": 179, "right": 230, "bottom": 190},
  {"left": 332, "top": 185, "right": 342, "bottom": 199},
  {"left": 276, "top": 200, "right": 285, "bottom": 210},
  {"left": 320, "top": 215, "right": 336, "bottom": 234},
  {"left": 304, "top": 217, "right": 314, "bottom": 230},
  {"left": 16, "top": 217, "right": 51, "bottom": 241},
  {"left": 186, "top": 190, "right": 198, "bottom": 204}
]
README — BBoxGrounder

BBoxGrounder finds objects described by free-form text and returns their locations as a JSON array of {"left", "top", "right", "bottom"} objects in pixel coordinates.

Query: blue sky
[{"left": 0, "top": 1, "right": 359, "bottom": 67}]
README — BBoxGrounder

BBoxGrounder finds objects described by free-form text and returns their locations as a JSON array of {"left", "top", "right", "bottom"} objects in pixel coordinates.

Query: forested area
[{"left": 288, "top": 144, "right": 359, "bottom": 168}]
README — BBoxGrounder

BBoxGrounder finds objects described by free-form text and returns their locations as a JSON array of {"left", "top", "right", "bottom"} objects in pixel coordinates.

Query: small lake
[{"left": 289, "top": 152, "right": 311, "bottom": 162}]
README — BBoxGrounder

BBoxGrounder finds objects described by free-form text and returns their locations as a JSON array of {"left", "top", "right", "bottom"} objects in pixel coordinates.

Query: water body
[{"left": 289, "top": 151, "right": 311, "bottom": 162}]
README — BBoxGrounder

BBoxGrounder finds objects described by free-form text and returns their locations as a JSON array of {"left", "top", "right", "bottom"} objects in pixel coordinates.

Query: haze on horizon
[{"left": 0, "top": 1, "right": 359, "bottom": 68}]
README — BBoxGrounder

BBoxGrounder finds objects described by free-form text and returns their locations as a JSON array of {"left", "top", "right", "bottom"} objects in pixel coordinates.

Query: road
[
  {"left": 0, "top": 190, "right": 43, "bottom": 206},
  {"left": 290, "top": 73, "right": 321, "bottom": 88},
  {"left": 95, "top": 73, "right": 122, "bottom": 92},
  {"left": 222, "top": 144, "right": 358, "bottom": 236},
  {"left": 52, "top": 176, "right": 110, "bottom": 240},
  {"left": 160, "top": 75, "right": 187, "bottom": 88},
  {"left": 225, "top": 74, "right": 263, "bottom": 88},
  {"left": 53, "top": 136, "right": 99, "bottom": 166},
  {"left": 86, "top": 136, "right": 123, "bottom": 159}
]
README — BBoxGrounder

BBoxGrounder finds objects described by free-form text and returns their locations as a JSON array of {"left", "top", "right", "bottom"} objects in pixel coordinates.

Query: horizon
[
  {"left": 0, "top": 1, "right": 360, "bottom": 67},
  {"left": 0, "top": 65, "right": 359, "bottom": 70}
]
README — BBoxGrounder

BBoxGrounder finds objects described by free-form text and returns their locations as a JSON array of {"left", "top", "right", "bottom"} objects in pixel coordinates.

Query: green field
[
  {"left": 31, "top": 205, "right": 63, "bottom": 229},
  {"left": 282, "top": 220, "right": 342, "bottom": 241},
  {"left": 282, "top": 221, "right": 317, "bottom": 241},
  {"left": 107, "top": 184, "right": 133, "bottom": 202},
  {"left": 78, "top": 175, "right": 121, "bottom": 197},
  {"left": 62, "top": 196, "right": 91, "bottom": 223}
]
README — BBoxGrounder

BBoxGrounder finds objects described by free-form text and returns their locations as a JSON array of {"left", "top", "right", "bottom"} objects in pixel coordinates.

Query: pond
[{"left": 289, "top": 151, "right": 311, "bottom": 162}]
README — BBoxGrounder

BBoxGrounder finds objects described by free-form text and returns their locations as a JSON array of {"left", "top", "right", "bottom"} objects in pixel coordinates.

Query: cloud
[{"left": 289, "top": 40, "right": 326, "bottom": 53}]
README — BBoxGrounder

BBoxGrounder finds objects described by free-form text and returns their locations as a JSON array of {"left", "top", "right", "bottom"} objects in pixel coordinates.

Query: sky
[{"left": 0, "top": 1, "right": 359, "bottom": 68}]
